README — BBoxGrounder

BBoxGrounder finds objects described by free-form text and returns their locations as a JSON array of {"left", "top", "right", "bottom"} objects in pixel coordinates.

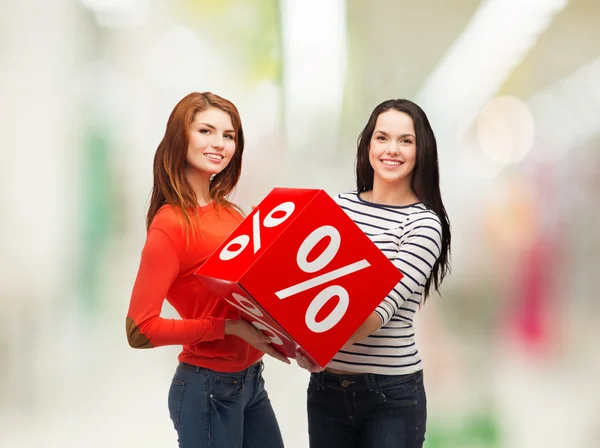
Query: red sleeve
[{"left": 125, "top": 228, "right": 225, "bottom": 348}]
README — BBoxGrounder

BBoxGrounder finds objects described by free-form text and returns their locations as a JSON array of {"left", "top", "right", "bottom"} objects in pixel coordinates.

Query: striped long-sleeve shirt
[{"left": 327, "top": 192, "right": 442, "bottom": 375}]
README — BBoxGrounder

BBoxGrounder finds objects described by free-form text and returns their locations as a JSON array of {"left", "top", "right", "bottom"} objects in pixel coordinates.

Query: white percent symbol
[
  {"left": 219, "top": 202, "right": 296, "bottom": 261},
  {"left": 224, "top": 292, "right": 293, "bottom": 346},
  {"left": 275, "top": 226, "right": 371, "bottom": 333}
]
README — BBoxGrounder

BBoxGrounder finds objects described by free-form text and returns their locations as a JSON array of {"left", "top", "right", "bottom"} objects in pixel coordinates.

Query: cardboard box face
[{"left": 196, "top": 188, "right": 402, "bottom": 367}]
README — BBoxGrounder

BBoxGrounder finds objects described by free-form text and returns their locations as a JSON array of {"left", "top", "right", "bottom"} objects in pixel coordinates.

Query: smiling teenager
[
  {"left": 125, "top": 92, "right": 290, "bottom": 448},
  {"left": 296, "top": 99, "right": 452, "bottom": 448}
]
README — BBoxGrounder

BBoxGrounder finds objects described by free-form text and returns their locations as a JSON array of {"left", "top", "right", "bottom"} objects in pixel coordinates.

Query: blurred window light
[
  {"left": 417, "top": 0, "right": 568, "bottom": 143},
  {"left": 146, "top": 25, "right": 211, "bottom": 91},
  {"left": 527, "top": 57, "right": 600, "bottom": 161},
  {"left": 279, "top": 0, "right": 347, "bottom": 151},
  {"left": 80, "top": 0, "right": 148, "bottom": 27},
  {"left": 477, "top": 96, "right": 535, "bottom": 165},
  {"left": 76, "top": 60, "right": 134, "bottom": 129}
]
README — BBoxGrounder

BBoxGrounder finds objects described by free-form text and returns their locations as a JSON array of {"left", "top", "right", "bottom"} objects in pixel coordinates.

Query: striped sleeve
[{"left": 375, "top": 211, "right": 442, "bottom": 325}]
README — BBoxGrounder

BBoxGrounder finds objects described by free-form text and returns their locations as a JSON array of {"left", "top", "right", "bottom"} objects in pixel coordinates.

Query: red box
[{"left": 195, "top": 188, "right": 402, "bottom": 367}]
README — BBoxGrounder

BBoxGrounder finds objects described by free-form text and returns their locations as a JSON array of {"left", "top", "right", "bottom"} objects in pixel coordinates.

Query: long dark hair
[
  {"left": 356, "top": 99, "right": 451, "bottom": 299},
  {"left": 147, "top": 92, "right": 245, "bottom": 233}
]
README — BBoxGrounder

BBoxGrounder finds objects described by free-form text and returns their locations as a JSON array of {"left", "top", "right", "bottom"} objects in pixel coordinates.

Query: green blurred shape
[
  {"left": 77, "top": 128, "right": 114, "bottom": 311},
  {"left": 425, "top": 408, "right": 501, "bottom": 448},
  {"left": 180, "top": 0, "right": 283, "bottom": 84}
]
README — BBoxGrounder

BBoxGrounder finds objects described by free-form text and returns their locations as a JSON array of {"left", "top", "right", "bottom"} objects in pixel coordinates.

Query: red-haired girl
[{"left": 126, "top": 92, "right": 288, "bottom": 447}]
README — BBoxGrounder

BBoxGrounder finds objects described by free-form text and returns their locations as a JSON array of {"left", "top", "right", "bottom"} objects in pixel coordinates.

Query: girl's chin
[
  {"left": 375, "top": 173, "right": 409, "bottom": 184},
  {"left": 188, "top": 164, "right": 228, "bottom": 177}
]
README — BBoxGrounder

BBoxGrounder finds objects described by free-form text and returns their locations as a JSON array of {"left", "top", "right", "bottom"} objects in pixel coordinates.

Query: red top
[{"left": 126, "top": 203, "right": 263, "bottom": 372}]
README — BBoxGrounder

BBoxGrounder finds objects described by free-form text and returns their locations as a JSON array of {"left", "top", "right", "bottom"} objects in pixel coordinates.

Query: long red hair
[{"left": 146, "top": 92, "right": 245, "bottom": 233}]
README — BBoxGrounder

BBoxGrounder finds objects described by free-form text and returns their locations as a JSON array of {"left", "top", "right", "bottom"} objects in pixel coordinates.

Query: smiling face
[
  {"left": 368, "top": 109, "right": 417, "bottom": 188},
  {"left": 185, "top": 107, "right": 236, "bottom": 177}
]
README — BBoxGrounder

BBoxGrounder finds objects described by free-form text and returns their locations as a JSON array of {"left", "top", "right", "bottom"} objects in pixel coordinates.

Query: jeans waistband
[
  {"left": 311, "top": 369, "right": 422, "bottom": 392},
  {"left": 177, "top": 361, "right": 264, "bottom": 381}
]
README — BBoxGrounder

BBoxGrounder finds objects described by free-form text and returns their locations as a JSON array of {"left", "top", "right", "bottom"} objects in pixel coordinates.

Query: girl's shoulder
[
  {"left": 150, "top": 204, "right": 179, "bottom": 228},
  {"left": 148, "top": 205, "right": 191, "bottom": 243},
  {"left": 405, "top": 206, "right": 440, "bottom": 221},
  {"left": 403, "top": 207, "right": 442, "bottom": 235}
]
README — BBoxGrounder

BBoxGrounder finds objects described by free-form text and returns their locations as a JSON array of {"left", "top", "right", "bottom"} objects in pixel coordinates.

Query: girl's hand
[
  {"left": 225, "top": 319, "right": 290, "bottom": 364},
  {"left": 295, "top": 350, "right": 324, "bottom": 373}
]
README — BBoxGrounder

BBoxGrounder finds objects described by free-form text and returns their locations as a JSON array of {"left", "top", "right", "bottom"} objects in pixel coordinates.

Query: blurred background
[{"left": 1, "top": 0, "right": 599, "bottom": 446}]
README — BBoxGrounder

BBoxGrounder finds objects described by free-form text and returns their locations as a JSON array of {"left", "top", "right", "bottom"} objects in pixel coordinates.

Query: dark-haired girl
[{"left": 297, "top": 99, "right": 451, "bottom": 448}]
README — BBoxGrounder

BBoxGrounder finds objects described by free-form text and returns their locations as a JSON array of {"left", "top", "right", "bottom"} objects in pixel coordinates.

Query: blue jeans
[
  {"left": 307, "top": 370, "right": 426, "bottom": 448},
  {"left": 168, "top": 361, "right": 284, "bottom": 448}
]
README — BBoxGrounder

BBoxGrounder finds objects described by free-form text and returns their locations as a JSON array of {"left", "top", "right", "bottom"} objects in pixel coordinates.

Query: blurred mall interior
[{"left": 1, "top": 0, "right": 599, "bottom": 446}]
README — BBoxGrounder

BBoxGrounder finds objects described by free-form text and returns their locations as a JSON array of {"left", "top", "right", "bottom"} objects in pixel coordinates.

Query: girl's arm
[
  {"left": 126, "top": 228, "right": 225, "bottom": 348},
  {"left": 126, "top": 228, "right": 291, "bottom": 364},
  {"left": 346, "top": 212, "right": 443, "bottom": 345}
]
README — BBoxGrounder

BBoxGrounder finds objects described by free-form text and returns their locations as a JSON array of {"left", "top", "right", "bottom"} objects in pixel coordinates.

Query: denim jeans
[
  {"left": 307, "top": 369, "right": 426, "bottom": 448},
  {"left": 168, "top": 361, "right": 284, "bottom": 448}
]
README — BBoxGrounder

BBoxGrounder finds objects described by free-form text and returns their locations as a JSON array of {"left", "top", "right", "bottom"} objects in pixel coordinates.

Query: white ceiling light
[{"left": 80, "top": 0, "right": 148, "bottom": 27}]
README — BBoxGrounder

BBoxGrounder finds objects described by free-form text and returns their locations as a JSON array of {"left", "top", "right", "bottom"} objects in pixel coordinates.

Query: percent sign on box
[
  {"left": 196, "top": 188, "right": 402, "bottom": 367},
  {"left": 223, "top": 208, "right": 371, "bottom": 333}
]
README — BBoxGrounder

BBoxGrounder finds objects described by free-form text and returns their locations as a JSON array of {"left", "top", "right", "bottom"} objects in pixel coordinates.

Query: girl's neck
[
  {"left": 367, "top": 178, "right": 419, "bottom": 206},
  {"left": 185, "top": 166, "right": 212, "bottom": 206}
]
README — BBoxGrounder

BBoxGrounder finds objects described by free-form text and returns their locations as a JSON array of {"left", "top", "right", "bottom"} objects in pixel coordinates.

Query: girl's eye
[
  {"left": 199, "top": 129, "right": 210, "bottom": 134},
  {"left": 376, "top": 135, "right": 386, "bottom": 141},
  {"left": 224, "top": 134, "right": 234, "bottom": 140}
]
